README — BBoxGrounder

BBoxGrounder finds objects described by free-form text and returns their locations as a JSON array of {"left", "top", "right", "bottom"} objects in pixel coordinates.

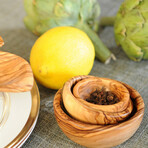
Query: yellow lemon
[{"left": 30, "top": 26, "right": 95, "bottom": 89}]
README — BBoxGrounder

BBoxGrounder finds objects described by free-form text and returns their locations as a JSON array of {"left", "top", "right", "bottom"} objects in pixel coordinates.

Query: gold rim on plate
[{"left": 5, "top": 81, "right": 40, "bottom": 148}]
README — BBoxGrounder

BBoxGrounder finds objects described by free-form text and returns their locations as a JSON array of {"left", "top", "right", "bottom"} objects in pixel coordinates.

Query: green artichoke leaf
[
  {"left": 35, "top": 19, "right": 58, "bottom": 35},
  {"left": 130, "top": 22, "right": 148, "bottom": 47},
  {"left": 54, "top": 0, "right": 80, "bottom": 18},
  {"left": 139, "top": 1, "right": 148, "bottom": 21},
  {"left": 35, "top": 0, "right": 80, "bottom": 20},
  {"left": 24, "top": 16, "right": 38, "bottom": 35},
  {"left": 34, "top": 0, "right": 58, "bottom": 19},
  {"left": 114, "top": 20, "right": 126, "bottom": 45},
  {"left": 120, "top": 38, "right": 143, "bottom": 61},
  {"left": 123, "top": 0, "right": 143, "bottom": 11},
  {"left": 80, "top": 0, "right": 99, "bottom": 21},
  {"left": 35, "top": 0, "right": 80, "bottom": 31},
  {"left": 123, "top": 9, "right": 145, "bottom": 36},
  {"left": 139, "top": 0, "right": 148, "bottom": 10},
  {"left": 24, "top": 0, "right": 39, "bottom": 35},
  {"left": 24, "top": 0, "right": 37, "bottom": 17},
  {"left": 129, "top": 22, "right": 148, "bottom": 59}
]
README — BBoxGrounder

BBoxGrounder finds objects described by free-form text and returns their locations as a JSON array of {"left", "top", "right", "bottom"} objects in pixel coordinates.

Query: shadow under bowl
[{"left": 53, "top": 83, "right": 144, "bottom": 148}]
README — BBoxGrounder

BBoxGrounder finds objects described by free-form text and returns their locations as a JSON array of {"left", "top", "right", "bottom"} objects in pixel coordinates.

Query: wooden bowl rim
[
  {"left": 54, "top": 81, "right": 144, "bottom": 132},
  {"left": 72, "top": 77, "right": 131, "bottom": 112}
]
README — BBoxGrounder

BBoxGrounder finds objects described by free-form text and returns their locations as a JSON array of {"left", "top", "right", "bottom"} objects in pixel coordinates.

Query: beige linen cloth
[{"left": 0, "top": 0, "right": 147, "bottom": 147}]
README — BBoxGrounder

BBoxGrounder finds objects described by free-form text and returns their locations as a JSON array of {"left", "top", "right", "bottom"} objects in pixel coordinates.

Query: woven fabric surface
[{"left": 0, "top": 0, "right": 148, "bottom": 147}]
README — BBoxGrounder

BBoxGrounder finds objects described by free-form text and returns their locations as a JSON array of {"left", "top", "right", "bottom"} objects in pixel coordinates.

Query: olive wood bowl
[
  {"left": 0, "top": 36, "right": 4, "bottom": 47},
  {"left": 53, "top": 78, "right": 144, "bottom": 148},
  {"left": 62, "top": 76, "right": 133, "bottom": 124}
]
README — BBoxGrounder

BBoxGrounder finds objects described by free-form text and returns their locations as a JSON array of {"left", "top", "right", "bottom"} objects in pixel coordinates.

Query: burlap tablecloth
[{"left": 0, "top": 0, "right": 148, "bottom": 147}]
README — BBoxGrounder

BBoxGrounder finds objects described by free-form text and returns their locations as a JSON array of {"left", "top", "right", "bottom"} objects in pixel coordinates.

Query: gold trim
[{"left": 5, "top": 81, "right": 40, "bottom": 148}]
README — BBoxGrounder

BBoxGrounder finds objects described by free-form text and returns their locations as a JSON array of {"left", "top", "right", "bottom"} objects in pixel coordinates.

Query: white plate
[
  {"left": 16, "top": 112, "right": 38, "bottom": 147},
  {"left": 0, "top": 82, "right": 40, "bottom": 148}
]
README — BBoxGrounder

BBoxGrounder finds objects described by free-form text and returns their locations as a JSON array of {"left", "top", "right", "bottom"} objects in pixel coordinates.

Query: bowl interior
[{"left": 73, "top": 78, "right": 129, "bottom": 102}]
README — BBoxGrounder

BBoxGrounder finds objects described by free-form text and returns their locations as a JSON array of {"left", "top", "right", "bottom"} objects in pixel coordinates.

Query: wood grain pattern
[
  {"left": 62, "top": 76, "right": 133, "bottom": 125},
  {"left": 0, "top": 51, "right": 34, "bottom": 92},
  {"left": 53, "top": 77, "right": 144, "bottom": 148},
  {"left": 0, "top": 36, "right": 4, "bottom": 47}
]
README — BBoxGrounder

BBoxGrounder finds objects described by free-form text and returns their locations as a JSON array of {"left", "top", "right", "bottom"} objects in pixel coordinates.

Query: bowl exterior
[
  {"left": 53, "top": 80, "right": 144, "bottom": 148},
  {"left": 55, "top": 114, "right": 143, "bottom": 148}
]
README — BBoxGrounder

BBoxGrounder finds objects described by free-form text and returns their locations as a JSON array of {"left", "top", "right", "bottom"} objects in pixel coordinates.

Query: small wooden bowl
[
  {"left": 62, "top": 76, "right": 133, "bottom": 124},
  {"left": 54, "top": 82, "right": 144, "bottom": 148}
]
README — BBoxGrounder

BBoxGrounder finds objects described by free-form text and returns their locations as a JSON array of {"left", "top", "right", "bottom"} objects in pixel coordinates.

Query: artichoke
[
  {"left": 114, "top": 0, "right": 148, "bottom": 61},
  {"left": 24, "top": 0, "right": 115, "bottom": 63}
]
